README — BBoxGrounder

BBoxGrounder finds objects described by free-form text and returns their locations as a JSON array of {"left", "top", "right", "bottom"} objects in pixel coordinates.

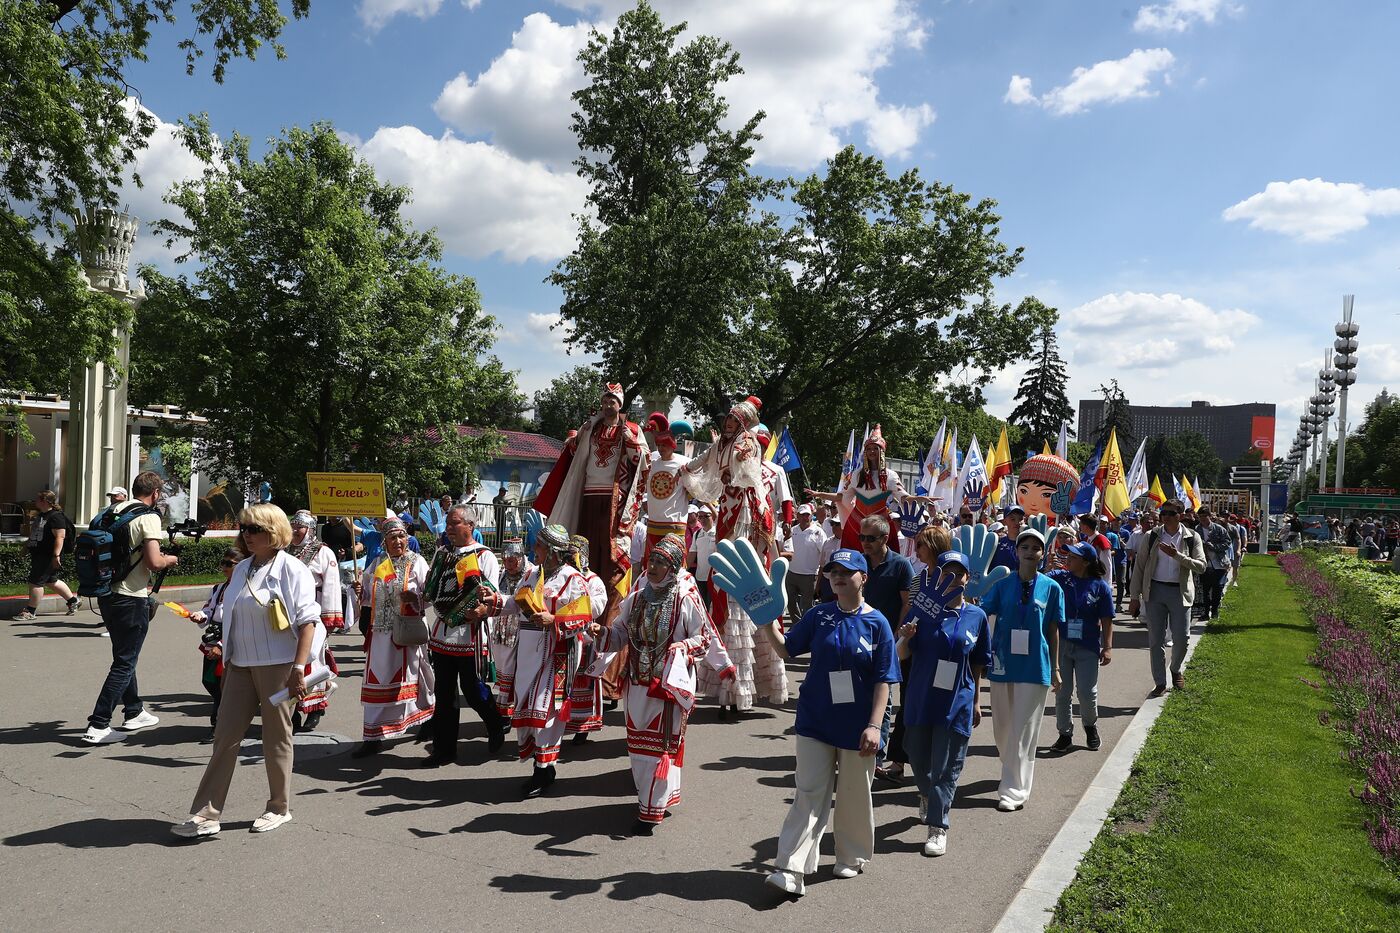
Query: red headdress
[
  {"left": 865, "top": 424, "right": 887, "bottom": 450},
  {"left": 645, "top": 412, "right": 675, "bottom": 447},
  {"left": 602, "top": 383, "right": 625, "bottom": 406}
]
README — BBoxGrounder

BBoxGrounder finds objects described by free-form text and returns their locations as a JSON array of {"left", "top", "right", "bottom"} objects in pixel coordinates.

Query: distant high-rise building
[{"left": 1077, "top": 399, "right": 1276, "bottom": 463}]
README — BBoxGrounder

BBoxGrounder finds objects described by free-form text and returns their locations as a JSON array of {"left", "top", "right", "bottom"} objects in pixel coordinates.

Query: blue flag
[
  {"left": 772, "top": 427, "right": 803, "bottom": 472},
  {"left": 1071, "top": 440, "right": 1104, "bottom": 515}
]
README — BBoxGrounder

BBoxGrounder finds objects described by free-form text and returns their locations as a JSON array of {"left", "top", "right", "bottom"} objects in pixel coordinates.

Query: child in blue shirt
[{"left": 1049, "top": 541, "right": 1115, "bottom": 751}]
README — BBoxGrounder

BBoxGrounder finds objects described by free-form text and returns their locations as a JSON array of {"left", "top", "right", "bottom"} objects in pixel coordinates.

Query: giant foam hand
[
  {"left": 896, "top": 499, "right": 928, "bottom": 540},
  {"left": 954, "top": 523, "right": 1010, "bottom": 599},
  {"left": 709, "top": 538, "right": 789, "bottom": 628},
  {"left": 1028, "top": 513, "right": 1052, "bottom": 571}
]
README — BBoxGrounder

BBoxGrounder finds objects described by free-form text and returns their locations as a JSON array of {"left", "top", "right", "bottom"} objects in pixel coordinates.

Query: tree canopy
[
  {"left": 533, "top": 365, "right": 605, "bottom": 440},
  {"left": 132, "top": 122, "right": 513, "bottom": 506},
  {"left": 1008, "top": 313, "right": 1073, "bottom": 456}
]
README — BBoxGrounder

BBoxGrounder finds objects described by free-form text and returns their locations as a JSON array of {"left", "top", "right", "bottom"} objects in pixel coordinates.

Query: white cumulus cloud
[
  {"left": 109, "top": 100, "right": 209, "bottom": 269},
  {"left": 357, "top": 126, "right": 588, "bottom": 263},
  {"left": 1222, "top": 178, "right": 1400, "bottom": 242},
  {"left": 1134, "top": 0, "right": 1234, "bottom": 33},
  {"left": 357, "top": 0, "right": 444, "bottom": 32},
  {"left": 1006, "top": 48, "right": 1175, "bottom": 116},
  {"left": 523, "top": 311, "right": 575, "bottom": 353},
  {"left": 1063, "top": 291, "right": 1259, "bottom": 370}
]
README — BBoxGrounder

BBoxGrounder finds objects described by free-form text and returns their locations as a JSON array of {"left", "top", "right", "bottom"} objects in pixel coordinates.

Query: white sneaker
[
  {"left": 250, "top": 811, "right": 292, "bottom": 833},
  {"left": 171, "top": 816, "right": 221, "bottom": 838},
  {"left": 764, "top": 870, "right": 805, "bottom": 896},
  {"left": 997, "top": 797, "right": 1024, "bottom": 812},
  {"left": 832, "top": 862, "right": 863, "bottom": 879},
  {"left": 81, "top": 725, "right": 123, "bottom": 744},
  {"left": 122, "top": 710, "right": 159, "bottom": 731},
  {"left": 918, "top": 794, "right": 928, "bottom": 823},
  {"left": 924, "top": 827, "right": 948, "bottom": 857}
]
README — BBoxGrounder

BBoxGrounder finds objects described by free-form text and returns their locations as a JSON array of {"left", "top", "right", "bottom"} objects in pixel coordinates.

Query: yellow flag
[
  {"left": 764, "top": 429, "right": 781, "bottom": 461},
  {"left": 1041, "top": 440, "right": 1051, "bottom": 456},
  {"left": 1101, "top": 428, "right": 1131, "bottom": 517},
  {"left": 1148, "top": 475, "right": 1166, "bottom": 506},
  {"left": 1182, "top": 474, "right": 1202, "bottom": 511},
  {"left": 986, "top": 426, "right": 1013, "bottom": 504}
]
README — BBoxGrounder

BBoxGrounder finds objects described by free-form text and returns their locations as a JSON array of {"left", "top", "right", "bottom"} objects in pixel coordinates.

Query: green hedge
[
  {"left": 0, "top": 535, "right": 240, "bottom": 586},
  {"left": 1311, "top": 550, "right": 1400, "bottom": 645}
]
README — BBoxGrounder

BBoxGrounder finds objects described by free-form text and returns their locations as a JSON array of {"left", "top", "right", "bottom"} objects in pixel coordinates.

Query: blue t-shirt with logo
[
  {"left": 864, "top": 550, "right": 915, "bottom": 629},
  {"left": 786, "top": 602, "right": 902, "bottom": 751},
  {"left": 981, "top": 573, "right": 1063, "bottom": 686},
  {"left": 1049, "top": 571, "right": 1113, "bottom": 653},
  {"left": 904, "top": 602, "right": 992, "bottom": 737},
  {"left": 991, "top": 535, "right": 1019, "bottom": 572}
]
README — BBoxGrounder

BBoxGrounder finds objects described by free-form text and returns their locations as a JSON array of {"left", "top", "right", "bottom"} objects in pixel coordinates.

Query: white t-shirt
[
  {"left": 630, "top": 520, "right": 648, "bottom": 564},
  {"left": 817, "top": 535, "right": 843, "bottom": 574},
  {"left": 789, "top": 522, "right": 828, "bottom": 575},
  {"left": 691, "top": 528, "right": 717, "bottom": 581},
  {"left": 1152, "top": 527, "right": 1184, "bottom": 583},
  {"left": 645, "top": 453, "right": 692, "bottom": 525}
]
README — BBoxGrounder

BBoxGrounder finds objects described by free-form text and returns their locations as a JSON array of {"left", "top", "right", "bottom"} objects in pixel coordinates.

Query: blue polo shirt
[
  {"left": 864, "top": 549, "right": 914, "bottom": 628},
  {"left": 981, "top": 573, "right": 1063, "bottom": 686},
  {"left": 991, "top": 535, "right": 1019, "bottom": 573},
  {"left": 904, "top": 603, "right": 992, "bottom": 737},
  {"left": 1049, "top": 571, "right": 1113, "bottom": 652},
  {"left": 786, "top": 602, "right": 902, "bottom": 751}
]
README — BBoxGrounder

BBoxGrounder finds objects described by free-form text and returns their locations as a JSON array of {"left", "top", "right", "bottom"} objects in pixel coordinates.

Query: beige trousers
[
  {"left": 190, "top": 663, "right": 295, "bottom": 819},
  {"left": 775, "top": 735, "right": 877, "bottom": 876}
]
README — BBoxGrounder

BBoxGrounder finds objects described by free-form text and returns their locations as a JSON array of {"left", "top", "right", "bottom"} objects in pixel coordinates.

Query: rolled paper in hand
[{"left": 269, "top": 663, "right": 334, "bottom": 706}]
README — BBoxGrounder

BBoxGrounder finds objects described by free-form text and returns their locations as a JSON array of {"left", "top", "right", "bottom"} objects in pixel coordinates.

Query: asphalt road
[{"left": 0, "top": 592, "right": 1191, "bottom": 933}]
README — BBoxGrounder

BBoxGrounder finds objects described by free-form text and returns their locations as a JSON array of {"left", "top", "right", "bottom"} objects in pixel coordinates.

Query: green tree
[
  {"left": 1094, "top": 379, "right": 1135, "bottom": 452},
  {"left": 550, "top": 0, "right": 780, "bottom": 407},
  {"left": 131, "top": 122, "right": 513, "bottom": 507},
  {"left": 1159, "top": 430, "right": 1224, "bottom": 488},
  {"left": 1344, "top": 389, "right": 1400, "bottom": 489},
  {"left": 533, "top": 365, "right": 604, "bottom": 440},
  {"left": 1, "top": 0, "right": 312, "bottom": 398},
  {"left": 1007, "top": 314, "right": 1073, "bottom": 455}
]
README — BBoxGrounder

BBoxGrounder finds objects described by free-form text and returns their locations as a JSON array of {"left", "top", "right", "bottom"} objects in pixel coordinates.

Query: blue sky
[{"left": 120, "top": 1, "right": 1400, "bottom": 452}]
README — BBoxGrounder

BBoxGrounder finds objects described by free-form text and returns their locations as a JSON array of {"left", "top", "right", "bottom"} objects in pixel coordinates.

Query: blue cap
[
  {"left": 824, "top": 549, "right": 869, "bottom": 573},
  {"left": 1066, "top": 541, "right": 1098, "bottom": 563},
  {"left": 1004, "top": 504, "right": 1026, "bottom": 517},
  {"left": 937, "top": 550, "right": 970, "bottom": 572}
]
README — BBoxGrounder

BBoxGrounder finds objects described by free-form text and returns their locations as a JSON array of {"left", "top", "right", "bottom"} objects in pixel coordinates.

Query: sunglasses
[
  {"left": 858, "top": 534, "right": 883, "bottom": 542},
  {"left": 240, "top": 524, "right": 266, "bottom": 535},
  {"left": 1160, "top": 511, "right": 1180, "bottom": 517}
]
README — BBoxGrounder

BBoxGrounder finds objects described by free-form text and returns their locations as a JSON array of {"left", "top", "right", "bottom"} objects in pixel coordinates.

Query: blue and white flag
[
  {"left": 772, "top": 427, "right": 803, "bottom": 472},
  {"left": 1071, "top": 440, "right": 1104, "bottom": 515}
]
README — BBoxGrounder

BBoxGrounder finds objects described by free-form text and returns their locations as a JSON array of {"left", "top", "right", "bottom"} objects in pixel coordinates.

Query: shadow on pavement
[
  {"left": 702, "top": 754, "right": 795, "bottom": 773},
  {"left": 488, "top": 866, "right": 775, "bottom": 908},
  {"left": 448, "top": 800, "right": 641, "bottom": 852},
  {"left": 4, "top": 817, "right": 173, "bottom": 849}
]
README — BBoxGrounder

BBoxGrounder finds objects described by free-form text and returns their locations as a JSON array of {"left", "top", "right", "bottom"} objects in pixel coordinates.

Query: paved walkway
[{"left": 0, "top": 594, "right": 1194, "bottom": 932}]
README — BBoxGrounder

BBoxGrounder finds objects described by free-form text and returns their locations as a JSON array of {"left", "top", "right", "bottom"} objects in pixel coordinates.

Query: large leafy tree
[
  {"left": 533, "top": 365, "right": 605, "bottom": 440},
  {"left": 1, "top": 0, "right": 311, "bottom": 397},
  {"left": 1007, "top": 314, "right": 1073, "bottom": 456},
  {"left": 1342, "top": 389, "right": 1400, "bottom": 490},
  {"left": 132, "top": 122, "right": 513, "bottom": 506}
]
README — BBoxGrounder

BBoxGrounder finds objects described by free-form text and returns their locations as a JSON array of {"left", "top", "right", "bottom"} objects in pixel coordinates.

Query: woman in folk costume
[
  {"left": 491, "top": 540, "right": 533, "bottom": 721},
  {"left": 351, "top": 519, "right": 434, "bottom": 758},
  {"left": 589, "top": 535, "right": 712, "bottom": 832},
  {"left": 684, "top": 395, "right": 789, "bottom": 716},
  {"left": 565, "top": 533, "right": 610, "bottom": 744},
  {"left": 288, "top": 510, "right": 343, "bottom": 734},
  {"left": 809, "top": 426, "right": 906, "bottom": 550},
  {"left": 511, "top": 523, "right": 593, "bottom": 798}
]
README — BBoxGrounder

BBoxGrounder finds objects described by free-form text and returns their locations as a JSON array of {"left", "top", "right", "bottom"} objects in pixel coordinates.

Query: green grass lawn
[
  {"left": 1049, "top": 554, "right": 1400, "bottom": 933},
  {"left": 0, "top": 574, "right": 223, "bottom": 598}
]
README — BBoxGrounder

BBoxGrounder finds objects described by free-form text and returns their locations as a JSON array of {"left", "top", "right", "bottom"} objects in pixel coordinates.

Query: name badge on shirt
[
  {"left": 1068, "top": 620, "right": 1084, "bottom": 640},
  {"left": 932, "top": 659, "right": 958, "bottom": 692},
  {"left": 829, "top": 670, "right": 856, "bottom": 704},
  {"left": 1011, "top": 629, "right": 1030, "bottom": 656}
]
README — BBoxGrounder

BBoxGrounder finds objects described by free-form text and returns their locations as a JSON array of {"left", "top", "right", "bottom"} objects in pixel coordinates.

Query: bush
[{"left": 0, "top": 535, "right": 239, "bottom": 586}]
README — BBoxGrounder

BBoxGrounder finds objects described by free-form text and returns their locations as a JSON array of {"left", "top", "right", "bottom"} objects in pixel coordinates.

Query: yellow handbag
[{"left": 245, "top": 560, "right": 291, "bottom": 631}]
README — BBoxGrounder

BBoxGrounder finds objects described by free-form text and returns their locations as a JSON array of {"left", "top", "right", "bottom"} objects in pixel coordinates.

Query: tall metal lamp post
[
  {"left": 1333, "top": 296, "right": 1359, "bottom": 488},
  {"left": 1314, "top": 364, "right": 1336, "bottom": 493}
]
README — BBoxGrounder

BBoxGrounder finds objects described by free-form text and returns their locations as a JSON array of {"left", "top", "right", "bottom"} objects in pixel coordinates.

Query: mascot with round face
[{"left": 1016, "top": 454, "right": 1079, "bottom": 520}]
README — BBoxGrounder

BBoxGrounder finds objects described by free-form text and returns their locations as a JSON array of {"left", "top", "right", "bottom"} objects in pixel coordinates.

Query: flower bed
[{"left": 1280, "top": 550, "right": 1400, "bottom": 866}]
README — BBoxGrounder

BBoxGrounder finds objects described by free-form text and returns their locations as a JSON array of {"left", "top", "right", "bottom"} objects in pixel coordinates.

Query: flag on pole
[
  {"left": 936, "top": 428, "right": 960, "bottom": 514},
  {"left": 1041, "top": 440, "right": 1052, "bottom": 456},
  {"left": 917, "top": 417, "right": 947, "bottom": 496},
  {"left": 986, "top": 426, "right": 1013, "bottom": 505},
  {"left": 956, "top": 436, "right": 990, "bottom": 515},
  {"left": 1184, "top": 475, "right": 1202, "bottom": 511},
  {"left": 853, "top": 423, "right": 870, "bottom": 474},
  {"left": 1173, "top": 474, "right": 1186, "bottom": 503},
  {"left": 1056, "top": 421, "right": 1069, "bottom": 460},
  {"left": 1100, "top": 428, "right": 1132, "bottom": 517},
  {"left": 1192, "top": 475, "right": 1204, "bottom": 509},
  {"left": 1071, "top": 439, "right": 1105, "bottom": 515},
  {"left": 836, "top": 429, "right": 856, "bottom": 492},
  {"left": 770, "top": 428, "right": 803, "bottom": 472},
  {"left": 1125, "top": 436, "right": 1150, "bottom": 502},
  {"left": 1148, "top": 475, "right": 1166, "bottom": 507}
]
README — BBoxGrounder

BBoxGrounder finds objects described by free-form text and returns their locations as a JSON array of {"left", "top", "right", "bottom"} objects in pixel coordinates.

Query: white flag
[
  {"left": 1056, "top": 421, "right": 1069, "bottom": 460},
  {"left": 956, "top": 436, "right": 989, "bottom": 516},
  {"left": 918, "top": 417, "right": 947, "bottom": 496},
  {"left": 1126, "top": 436, "right": 1150, "bottom": 502},
  {"left": 936, "top": 427, "right": 960, "bottom": 514}
]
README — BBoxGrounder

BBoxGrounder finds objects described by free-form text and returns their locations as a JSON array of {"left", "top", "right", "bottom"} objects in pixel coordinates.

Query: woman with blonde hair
[{"left": 172, "top": 504, "right": 321, "bottom": 838}]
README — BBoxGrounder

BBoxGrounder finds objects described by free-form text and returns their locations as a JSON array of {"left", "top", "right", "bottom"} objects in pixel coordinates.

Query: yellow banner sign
[{"left": 306, "top": 472, "right": 387, "bottom": 517}]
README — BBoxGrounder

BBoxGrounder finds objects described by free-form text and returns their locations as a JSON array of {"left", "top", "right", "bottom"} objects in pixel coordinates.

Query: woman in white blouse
[{"left": 172, "top": 504, "right": 322, "bottom": 839}]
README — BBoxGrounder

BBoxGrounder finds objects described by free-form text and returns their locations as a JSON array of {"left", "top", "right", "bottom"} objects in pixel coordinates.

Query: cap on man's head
[
  {"left": 107, "top": 486, "right": 128, "bottom": 498},
  {"left": 797, "top": 504, "right": 813, "bottom": 515},
  {"left": 824, "top": 549, "right": 869, "bottom": 574},
  {"left": 1004, "top": 504, "right": 1026, "bottom": 518}
]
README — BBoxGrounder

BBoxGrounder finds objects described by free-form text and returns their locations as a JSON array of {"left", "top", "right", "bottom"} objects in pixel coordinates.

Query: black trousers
[
  {"left": 429, "top": 651, "right": 502, "bottom": 758},
  {"left": 1201, "top": 569, "right": 1228, "bottom": 618}
]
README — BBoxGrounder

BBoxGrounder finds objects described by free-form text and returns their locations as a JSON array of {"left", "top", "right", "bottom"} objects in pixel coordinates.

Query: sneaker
[
  {"left": 1085, "top": 726, "right": 1102, "bottom": 751},
  {"left": 1051, "top": 732, "right": 1073, "bottom": 752},
  {"left": 1165, "top": 636, "right": 1174, "bottom": 647},
  {"left": 923, "top": 827, "right": 948, "bottom": 857},
  {"left": 171, "top": 816, "right": 221, "bottom": 838},
  {"left": 66, "top": 597, "right": 79, "bottom": 616},
  {"left": 764, "top": 870, "right": 805, "bottom": 896},
  {"left": 250, "top": 811, "right": 292, "bottom": 833},
  {"left": 832, "top": 863, "right": 862, "bottom": 879},
  {"left": 14, "top": 607, "right": 36, "bottom": 622},
  {"left": 122, "top": 710, "right": 159, "bottom": 731},
  {"left": 997, "top": 797, "right": 1024, "bottom": 812},
  {"left": 918, "top": 794, "right": 928, "bottom": 823},
  {"left": 81, "top": 725, "right": 123, "bottom": 744}
]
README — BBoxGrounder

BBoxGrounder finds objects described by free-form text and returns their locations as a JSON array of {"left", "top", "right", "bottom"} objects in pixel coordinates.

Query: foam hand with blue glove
[
  {"left": 1028, "top": 513, "right": 1051, "bottom": 570},
  {"left": 954, "top": 522, "right": 1011, "bottom": 599},
  {"left": 896, "top": 498, "right": 928, "bottom": 540},
  {"left": 708, "top": 538, "right": 789, "bottom": 628}
]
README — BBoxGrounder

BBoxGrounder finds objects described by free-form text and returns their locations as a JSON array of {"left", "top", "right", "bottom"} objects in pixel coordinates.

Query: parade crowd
[{"left": 45, "top": 384, "right": 1259, "bottom": 896}]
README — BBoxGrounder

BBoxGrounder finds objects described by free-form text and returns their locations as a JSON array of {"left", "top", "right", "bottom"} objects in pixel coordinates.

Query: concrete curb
[
  {"left": 992, "top": 617, "right": 1209, "bottom": 933},
  {"left": 0, "top": 583, "right": 214, "bottom": 617}
]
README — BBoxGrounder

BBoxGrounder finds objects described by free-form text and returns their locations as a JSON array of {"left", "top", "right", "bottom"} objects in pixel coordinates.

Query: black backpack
[{"left": 75, "top": 504, "right": 160, "bottom": 598}]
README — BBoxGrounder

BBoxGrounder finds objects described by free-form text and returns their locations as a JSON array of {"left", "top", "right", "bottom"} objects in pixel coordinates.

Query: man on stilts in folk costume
[
  {"left": 589, "top": 535, "right": 712, "bottom": 833},
  {"left": 510, "top": 524, "right": 593, "bottom": 798},
  {"left": 490, "top": 540, "right": 533, "bottom": 723},
  {"left": 635, "top": 413, "right": 697, "bottom": 562},
  {"left": 565, "top": 533, "right": 609, "bottom": 744},
  {"left": 288, "top": 510, "right": 343, "bottom": 734},
  {"left": 531, "top": 383, "right": 649, "bottom": 705},
  {"left": 683, "top": 395, "right": 789, "bottom": 718}
]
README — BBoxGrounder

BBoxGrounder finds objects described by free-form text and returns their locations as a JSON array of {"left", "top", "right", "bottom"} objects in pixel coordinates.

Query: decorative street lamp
[
  {"left": 1333, "top": 295, "right": 1359, "bottom": 488},
  {"left": 1315, "top": 361, "right": 1336, "bottom": 493}
]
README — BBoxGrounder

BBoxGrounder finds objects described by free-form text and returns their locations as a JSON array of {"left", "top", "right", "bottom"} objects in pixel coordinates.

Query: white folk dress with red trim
[
  {"left": 359, "top": 554, "right": 435, "bottom": 741},
  {"left": 510, "top": 563, "right": 591, "bottom": 765}
]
